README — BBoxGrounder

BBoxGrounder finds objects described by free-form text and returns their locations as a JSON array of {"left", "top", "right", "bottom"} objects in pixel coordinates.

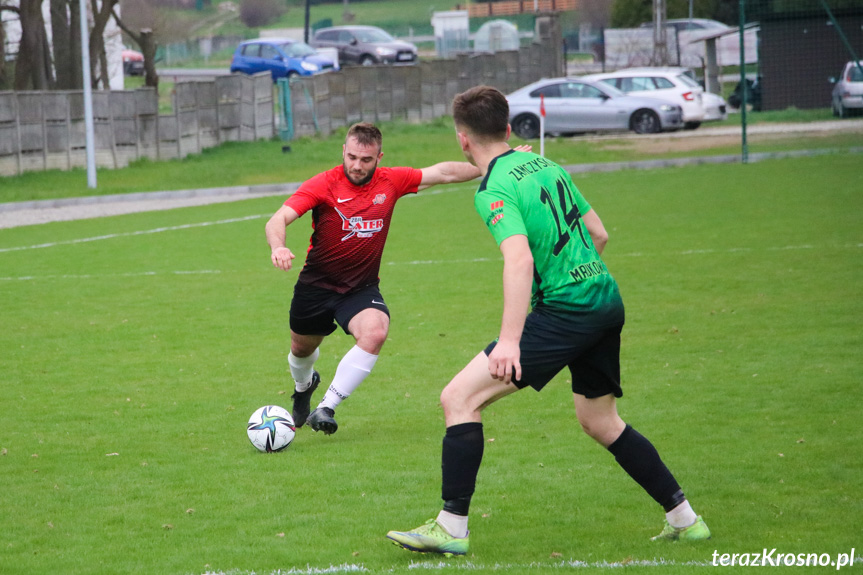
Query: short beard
[{"left": 344, "top": 165, "right": 376, "bottom": 186}]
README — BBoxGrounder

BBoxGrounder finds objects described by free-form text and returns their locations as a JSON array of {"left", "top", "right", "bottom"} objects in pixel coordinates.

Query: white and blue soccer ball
[{"left": 247, "top": 405, "right": 296, "bottom": 452}]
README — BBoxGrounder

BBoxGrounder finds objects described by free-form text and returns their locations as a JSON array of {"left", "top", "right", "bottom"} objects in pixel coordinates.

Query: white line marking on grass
[
  {"left": 0, "top": 215, "right": 266, "bottom": 253},
  {"left": 202, "top": 565, "right": 368, "bottom": 575},
  {"left": 0, "top": 270, "right": 222, "bottom": 281},
  {"left": 406, "top": 558, "right": 715, "bottom": 570}
]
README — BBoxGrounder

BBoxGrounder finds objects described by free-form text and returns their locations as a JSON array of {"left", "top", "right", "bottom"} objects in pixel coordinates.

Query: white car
[
  {"left": 831, "top": 61, "right": 863, "bottom": 118},
  {"left": 584, "top": 67, "right": 727, "bottom": 129},
  {"left": 507, "top": 77, "right": 683, "bottom": 138},
  {"left": 701, "top": 91, "right": 728, "bottom": 122}
]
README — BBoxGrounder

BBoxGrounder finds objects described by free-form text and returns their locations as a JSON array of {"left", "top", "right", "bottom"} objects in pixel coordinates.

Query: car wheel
[
  {"left": 360, "top": 55, "right": 376, "bottom": 66},
  {"left": 837, "top": 100, "right": 847, "bottom": 118},
  {"left": 630, "top": 109, "right": 661, "bottom": 134},
  {"left": 683, "top": 121, "right": 701, "bottom": 130},
  {"left": 512, "top": 114, "right": 541, "bottom": 139}
]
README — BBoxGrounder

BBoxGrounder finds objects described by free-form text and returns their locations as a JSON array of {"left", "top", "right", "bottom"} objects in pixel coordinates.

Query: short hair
[
  {"left": 346, "top": 122, "right": 383, "bottom": 150},
  {"left": 452, "top": 86, "right": 509, "bottom": 142}
]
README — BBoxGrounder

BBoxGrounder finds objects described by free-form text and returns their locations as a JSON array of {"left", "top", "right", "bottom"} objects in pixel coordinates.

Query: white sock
[
  {"left": 289, "top": 348, "right": 319, "bottom": 392},
  {"left": 317, "top": 345, "right": 378, "bottom": 411},
  {"left": 666, "top": 500, "right": 698, "bottom": 529},
  {"left": 436, "top": 510, "right": 468, "bottom": 538}
]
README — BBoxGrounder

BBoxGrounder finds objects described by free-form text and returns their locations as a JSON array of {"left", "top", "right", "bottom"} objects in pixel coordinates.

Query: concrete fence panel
[{"left": 0, "top": 25, "right": 561, "bottom": 178}]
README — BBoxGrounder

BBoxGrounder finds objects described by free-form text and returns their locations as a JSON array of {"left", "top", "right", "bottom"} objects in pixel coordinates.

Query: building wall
[{"left": 760, "top": 11, "right": 863, "bottom": 110}]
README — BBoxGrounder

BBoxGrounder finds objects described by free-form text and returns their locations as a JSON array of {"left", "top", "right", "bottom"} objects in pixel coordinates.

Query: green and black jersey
[{"left": 474, "top": 149, "right": 624, "bottom": 328}]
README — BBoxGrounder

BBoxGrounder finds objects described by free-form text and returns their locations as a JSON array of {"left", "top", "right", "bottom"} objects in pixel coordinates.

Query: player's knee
[
  {"left": 291, "top": 341, "right": 317, "bottom": 357},
  {"left": 440, "top": 384, "right": 466, "bottom": 417},
  {"left": 577, "top": 414, "right": 624, "bottom": 447},
  {"left": 355, "top": 326, "right": 387, "bottom": 353}
]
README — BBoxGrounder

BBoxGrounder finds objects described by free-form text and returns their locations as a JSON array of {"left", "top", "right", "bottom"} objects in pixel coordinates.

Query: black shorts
[
  {"left": 289, "top": 281, "right": 390, "bottom": 336},
  {"left": 483, "top": 308, "right": 624, "bottom": 398}
]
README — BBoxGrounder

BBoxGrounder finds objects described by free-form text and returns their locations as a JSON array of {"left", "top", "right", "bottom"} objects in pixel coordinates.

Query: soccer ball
[{"left": 247, "top": 405, "right": 296, "bottom": 452}]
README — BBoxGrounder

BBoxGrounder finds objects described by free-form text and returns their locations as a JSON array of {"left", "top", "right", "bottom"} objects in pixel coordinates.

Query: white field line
[
  {"left": 2, "top": 243, "right": 861, "bottom": 282},
  {"left": 406, "top": 558, "right": 716, "bottom": 569},
  {"left": 0, "top": 206, "right": 859, "bottom": 260},
  {"left": 0, "top": 270, "right": 222, "bottom": 281},
  {"left": 197, "top": 556, "right": 725, "bottom": 575},
  {"left": 0, "top": 215, "right": 266, "bottom": 254},
  {"left": 198, "top": 554, "right": 863, "bottom": 573}
]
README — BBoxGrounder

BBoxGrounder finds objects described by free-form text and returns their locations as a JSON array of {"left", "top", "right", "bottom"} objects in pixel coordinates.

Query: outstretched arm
[
  {"left": 417, "top": 145, "right": 533, "bottom": 191},
  {"left": 265, "top": 205, "right": 301, "bottom": 271},
  {"left": 417, "top": 161, "right": 481, "bottom": 191}
]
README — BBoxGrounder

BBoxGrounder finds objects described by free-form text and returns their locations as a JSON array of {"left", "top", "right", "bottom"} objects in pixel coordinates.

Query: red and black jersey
[{"left": 285, "top": 165, "right": 423, "bottom": 293}]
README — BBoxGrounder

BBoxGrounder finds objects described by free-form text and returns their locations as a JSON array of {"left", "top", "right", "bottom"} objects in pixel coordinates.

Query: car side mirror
[
  {"left": 829, "top": 77, "right": 836, "bottom": 84},
  {"left": 350, "top": 38, "right": 358, "bottom": 45}
]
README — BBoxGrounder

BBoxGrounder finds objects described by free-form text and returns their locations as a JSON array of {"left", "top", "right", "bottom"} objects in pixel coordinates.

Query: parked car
[
  {"left": 584, "top": 67, "right": 715, "bottom": 129},
  {"left": 230, "top": 38, "right": 337, "bottom": 81},
  {"left": 639, "top": 18, "right": 730, "bottom": 33},
  {"left": 831, "top": 61, "right": 863, "bottom": 118},
  {"left": 310, "top": 25, "right": 417, "bottom": 66},
  {"left": 122, "top": 48, "right": 144, "bottom": 76},
  {"left": 701, "top": 91, "right": 728, "bottom": 122},
  {"left": 507, "top": 77, "right": 683, "bottom": 138}
]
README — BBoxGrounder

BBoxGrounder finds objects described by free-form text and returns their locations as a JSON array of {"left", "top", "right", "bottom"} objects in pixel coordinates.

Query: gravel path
[
  {"left": 2, "top": 120, "right": 861, "bottom": 230},
  {"left": 0, "top": 185, "right": 297, "bottom": 229}
]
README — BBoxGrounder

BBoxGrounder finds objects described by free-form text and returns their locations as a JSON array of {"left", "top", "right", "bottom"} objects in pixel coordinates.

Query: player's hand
[
  {"left": 513, "top": 144, "right": 533, "bottom": 153},
  {"left": 487, "top": 339, "right": 522, "bottom": 384},
  {"left": 271, "top": 247, "right": 296, "bottom": 271}
]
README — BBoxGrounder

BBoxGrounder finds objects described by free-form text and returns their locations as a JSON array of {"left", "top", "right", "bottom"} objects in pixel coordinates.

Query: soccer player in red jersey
[{"left": 265, "top": 122, "right": 490, "bottom": 435}]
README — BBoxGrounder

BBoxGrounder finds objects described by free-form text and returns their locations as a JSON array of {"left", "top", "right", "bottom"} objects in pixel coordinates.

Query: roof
[{"left": 684, "top": 22, "right": 760, "bottom": 43}]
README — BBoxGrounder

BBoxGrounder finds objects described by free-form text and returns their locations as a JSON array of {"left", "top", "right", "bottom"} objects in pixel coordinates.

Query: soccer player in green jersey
[{"left": 387, "top": 86, "right": 710, "bottom": 556}]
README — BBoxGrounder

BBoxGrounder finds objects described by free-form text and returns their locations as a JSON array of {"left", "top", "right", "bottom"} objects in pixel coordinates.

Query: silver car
[
  {"left": 831, "top": 61, "right": 863, "bottom": 118},
  {"left": 507, "top": 77, "right": 683, "bottom": 138}
]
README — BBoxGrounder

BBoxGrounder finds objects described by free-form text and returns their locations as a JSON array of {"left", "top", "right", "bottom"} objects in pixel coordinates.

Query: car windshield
[
  {"left": 281, "top": 42, "right": 316, "bottom": 58},
  {"left": 849, "top": 64, "right": 863, "bottom": 82},
  {"left": 676, "top": 73, "right": 702, "bottom": 88},
  {"left": 354, "top": 28, "right": 394, "bottom": 43}
]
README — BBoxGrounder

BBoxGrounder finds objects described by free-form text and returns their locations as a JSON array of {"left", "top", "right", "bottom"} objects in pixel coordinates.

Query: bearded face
[{"left": 342, "top": 137, "right": 383, "bottom": 186}]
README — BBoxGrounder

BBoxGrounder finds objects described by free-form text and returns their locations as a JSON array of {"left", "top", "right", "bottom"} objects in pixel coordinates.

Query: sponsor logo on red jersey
[{"left": 335, "top": 207, "right": 384, "bottom": 241}]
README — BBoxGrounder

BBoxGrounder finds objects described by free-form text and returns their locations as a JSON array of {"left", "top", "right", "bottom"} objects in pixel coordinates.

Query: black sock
[
  {"left": 441, "top": 422, "right": 484, "bottom": 516},
  {"left": 607, "top": 424, "right": 687, "bottom": 512}
]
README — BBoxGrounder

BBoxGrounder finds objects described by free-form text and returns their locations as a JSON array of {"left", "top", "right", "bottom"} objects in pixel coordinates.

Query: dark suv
[{"left": 311, "top": 26, "right": 417, "bottom": 66}]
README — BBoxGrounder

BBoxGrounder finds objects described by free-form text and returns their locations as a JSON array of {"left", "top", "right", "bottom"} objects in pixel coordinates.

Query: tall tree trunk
[
  {"left": 14, "top": 0, "right": 52, "bottom": 90},
  {"left": 0, "top": 13, "right": 7, "bottom": 88},
  {"left": 112, "top": 10, "right": 159, "bottom": 90},
  {"left": 139, "top": 29, "right": 158, "bottom": 90},
  {"left": 88, "top": 0, "right": 118, "bottom": 89},
  {"left": 51, "top": 0, "right": 76, "bottom": 89},
  {"left": 70, "top": 0, "right": 83, "bottom": 89}
]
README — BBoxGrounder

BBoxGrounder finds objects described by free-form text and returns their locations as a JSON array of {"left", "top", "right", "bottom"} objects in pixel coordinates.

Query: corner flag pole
[{"left": 539, "top": 93, "right": 546, "bottom": 157}]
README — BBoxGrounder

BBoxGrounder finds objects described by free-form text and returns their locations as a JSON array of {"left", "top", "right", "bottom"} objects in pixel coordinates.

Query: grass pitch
[{"left": 0, "top": 153, "right": 861, "bottom": 575}]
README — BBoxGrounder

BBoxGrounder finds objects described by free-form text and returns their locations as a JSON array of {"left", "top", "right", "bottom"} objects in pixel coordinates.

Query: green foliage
[
  {"left": 1, "top": 152, "right": 861, "bottom": 574},
  {"left": 239, "top": 0, "right": 287, "bottom": 28},
  {"left": 611, "top": 0, "right": 652, "bottom": 28},
  {"left": 611, "top": 0, "right": 738, "bottom": 28}
]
